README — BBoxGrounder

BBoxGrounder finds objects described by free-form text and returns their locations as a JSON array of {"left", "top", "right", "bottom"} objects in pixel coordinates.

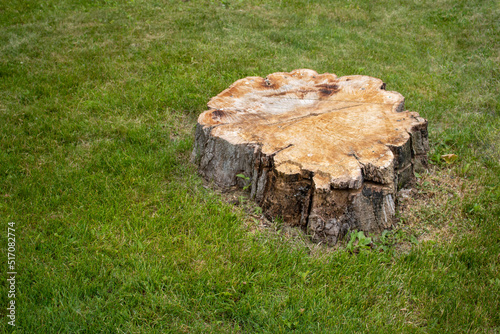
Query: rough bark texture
[{"left": 192, "top": 69, "right": 429, "bottom": 245}]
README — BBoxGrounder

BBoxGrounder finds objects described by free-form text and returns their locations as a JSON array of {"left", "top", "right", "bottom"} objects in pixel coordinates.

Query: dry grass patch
[{"left": 398, "top": 165, "right": 482, "bottom": 244}]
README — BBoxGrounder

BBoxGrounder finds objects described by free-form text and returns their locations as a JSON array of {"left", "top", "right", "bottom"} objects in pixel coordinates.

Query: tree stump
[{"left": 192, "top": 69, "right": 429, "bottom": 245}]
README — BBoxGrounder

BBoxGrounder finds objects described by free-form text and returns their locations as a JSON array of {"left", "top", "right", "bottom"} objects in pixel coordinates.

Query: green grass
[{"left": 0, "top": 0, "right": 499, "bottom": 332}]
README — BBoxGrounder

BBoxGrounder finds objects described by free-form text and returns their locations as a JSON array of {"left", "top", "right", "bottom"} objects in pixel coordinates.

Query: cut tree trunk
[{"left": 192, "top": 69, "right": 429, "bottom": 245}]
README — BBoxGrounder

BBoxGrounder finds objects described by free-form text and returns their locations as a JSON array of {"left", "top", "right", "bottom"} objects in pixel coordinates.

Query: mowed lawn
[{"left": 0, "top": 0, "right": 499, "bottom": 332}]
